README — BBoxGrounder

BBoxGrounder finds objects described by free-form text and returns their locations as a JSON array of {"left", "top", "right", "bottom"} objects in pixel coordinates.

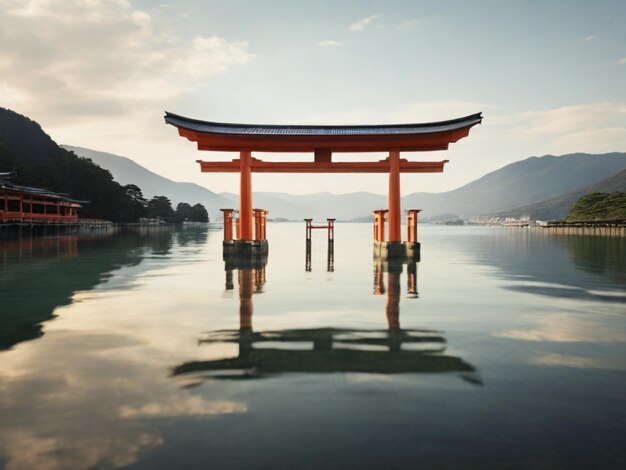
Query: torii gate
[{"left": 165, "top": 111, "right": 482, "bottom": 256}]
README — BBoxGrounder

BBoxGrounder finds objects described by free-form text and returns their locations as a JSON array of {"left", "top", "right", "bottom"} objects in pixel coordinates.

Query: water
[{"left": 1, "top": 225, "right": 625, "bottom": 469}]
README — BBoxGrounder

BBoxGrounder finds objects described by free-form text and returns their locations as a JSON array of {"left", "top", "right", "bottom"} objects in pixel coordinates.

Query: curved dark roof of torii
[{"left": 164, "top": 111, "right": 482, "bottom": 153}]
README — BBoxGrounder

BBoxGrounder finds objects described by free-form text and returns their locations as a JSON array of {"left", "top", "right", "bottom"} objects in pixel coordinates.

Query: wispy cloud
[
  {"left": 318, "top": 39, "right": 340, "bottom": 47},
  {"left": 583, "top": 35, "right": 597, "bottom": 41},
  {"left": 397, "top": 18, "right": 420, "bottom": 30},
  {"left": 617, "top": 57, "right": 626, "bottom": 64},
  {"left": 349, "top": 14, "right": 379, "bottom": 32}
]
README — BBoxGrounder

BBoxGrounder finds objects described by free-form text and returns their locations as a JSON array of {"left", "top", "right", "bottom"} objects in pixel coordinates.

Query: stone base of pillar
[
  {"left": 404, "top": 241, "right": 421, "bottom": 261},
  {"left": 375, "top": 258, "right": 405, "bottom": 274},
  {"left": 223, "top": 240, "right": 269, "bottom": 270},
  {"left": 373, "top": 241, "right": 421, "bottom": 261}
]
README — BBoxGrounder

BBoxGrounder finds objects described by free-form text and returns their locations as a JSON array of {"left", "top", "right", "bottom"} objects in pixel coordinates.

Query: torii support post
[
  {"left": 377, "top": 150, "right": 406, "bottom": 258},
  {"left": 405, "top": 209, "right": 421, "bottom": 260},
  {"left": 221, "top": 209, "right": 236, "bottom": 241},
  {"left": 221, "top": 206, "right": 269, "bottom": 264},
  {"left": 406, "top": 209, "right": 421, "bottom": 243},
  {"left": 240, "top": 151, "right": 253, "bottom": 241},
  {"left": 327, "top": 218, "right": 335, "bottom": 273},
  {"left": 373, "top": 207, "right": 420, "bottom": 261},
  {"left": 327, "top": 218, "right": 335, "bottom": 241},
  {"left": 373, "top": 210, "right": 388, "bottom": 243},
  {"left": 253, "top": 209, "right": 268, "bottom": 241},
  {"left": 304, "top": 218, "right": 335, "bottom": 272},
  {"left": 388, "top": 151, "right": 401, "bottom": 243}
]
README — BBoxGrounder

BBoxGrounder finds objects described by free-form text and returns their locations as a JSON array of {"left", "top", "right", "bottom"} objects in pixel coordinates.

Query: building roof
[
  {"left": 165, "top": 111, "right": 483, "bottom": 136},
  {"left": 164, "top": 111, "right": 482, "bottom": 153},
  {"left": 0, "top": 178, "right": 88, "bottom": 204}
]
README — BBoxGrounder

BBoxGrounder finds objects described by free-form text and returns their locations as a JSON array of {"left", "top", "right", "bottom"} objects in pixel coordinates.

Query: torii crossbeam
[{"left": 165, "top": 111, "right": 482, "bottom": 254}]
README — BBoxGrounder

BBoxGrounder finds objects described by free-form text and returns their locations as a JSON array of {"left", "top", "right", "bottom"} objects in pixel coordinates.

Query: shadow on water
[
  {"left": 464, "top": 230, "right": 626, "bottom": 302},
  {"left": 0, "top": 227, "right": 185, "bottom": 350},
  {"left": 172, "top": 225, "right": 209, "bottom": 247},
  {"left": 173, "top": 256, "right": 480, "bottom": 384},
  {"left": 565, "top": 235, "right": 626, "bottom": 284}
]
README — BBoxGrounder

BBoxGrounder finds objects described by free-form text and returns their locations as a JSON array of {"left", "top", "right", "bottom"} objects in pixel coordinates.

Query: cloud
[
  {"left": 617, "top": 57, "right": 626, "bottom": 64},
  {"left": 0, "top": 430, "right": 164, "bottom": 470},
  {"left": 318, "top": 39, "right": 340, "bottom": 47},
  {"left": 490, "top": 102, "right": 626, "bottom": 139},
  {"left": 349, "top": 14, "right": 379, "bottom": 32},
  {"left": 303, "top": 100, "right": 491, "bottom": 126},
  {"left": 494, "top": 312, "right": 626, "bottom": 343},
  {"left": 583, "top": 35, "right": 597, "bottom": 41},
  {"left": 397, "top": 18, "right": 420, "bottom": 30},
  {"left": 119, "top": 397, "right": 247, "bottom": 417},
  {"left": 0, "top": 0, "right": 252, "bottom": 122},
  {"left": 302, "top": 100, "right": 626, "bottom": 194},
  {"left": 532, "top": 353, "right": 626, "bottom": 370}
]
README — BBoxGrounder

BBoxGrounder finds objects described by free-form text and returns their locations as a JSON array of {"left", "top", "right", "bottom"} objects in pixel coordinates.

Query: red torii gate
[{"left": 165, "top": 111, "right": 482, "bottom": 254}]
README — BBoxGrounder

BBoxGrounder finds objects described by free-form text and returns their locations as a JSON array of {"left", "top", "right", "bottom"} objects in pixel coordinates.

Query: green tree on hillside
[
  {"left": 175, "top": 202, "right": 209, "bottom": 222},
  {"left": 191, "top": 203, "right": 209, "bottom": 222},
  {"left": 0, "top": 108, "right": 144, "bottom": 223},
  {"left": 175, "top": 202, "right": 193, "bottom": 222},
  {"left": 146, "top": 196, "right": 175, "bottom": 222},
  {"left": 124, "top": 184, "right": 148, "bottom": 221},
  {"left": 566, "top": 192, "right": 626, "bottom": 221}
]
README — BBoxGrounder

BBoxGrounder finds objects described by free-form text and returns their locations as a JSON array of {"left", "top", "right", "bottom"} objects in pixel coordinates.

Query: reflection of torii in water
[{"left": 173, "top": 262, "right": 480, "bottom": 383}]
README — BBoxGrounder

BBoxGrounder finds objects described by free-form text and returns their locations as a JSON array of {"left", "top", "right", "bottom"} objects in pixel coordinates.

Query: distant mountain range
[
  {"left": 63, "top": 146, "right": 233, "bottom": 217},
  {"left": 401, "top": 152, "right": 626, "bottom": 219},
  {"left": 497, "top": 168, "right": 626, "bottom": 220},
  {"left": 68, "top": 145, "right": 626, "bottom": 221}
]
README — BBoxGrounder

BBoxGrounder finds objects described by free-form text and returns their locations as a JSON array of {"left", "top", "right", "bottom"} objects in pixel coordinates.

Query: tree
[
  {"left": 175, "top": 202, "right": 208, "bottom": 222},
  {"left": 0, "top": 108, "right": 146, "bottom": 223},
  {"left": 124, "top": 184, "right": 147, "bottom": 221},
  {"left": 566, "top": 192, "right": 626, "bottom": 221},
  {"left": 146, "top": 196, "right": 175, "bottom": 222},
  {"left": 175, "top": 202, "right": 193, "bottom": 222},
  {"left": 191, "top": 203, "right": 209, "bottom": 222}
]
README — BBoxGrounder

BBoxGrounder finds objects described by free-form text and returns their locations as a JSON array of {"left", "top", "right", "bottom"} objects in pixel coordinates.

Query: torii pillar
[
  {"left": 388, "top": 150, "right": 402, "bottom": 243},
  {"left": 239, "top": 151, "right": 253, "bottom": 241}
]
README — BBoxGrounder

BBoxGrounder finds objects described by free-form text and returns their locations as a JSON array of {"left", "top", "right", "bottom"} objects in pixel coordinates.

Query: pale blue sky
[{"left": 1, "top": 0, "right": 625, "bottom": 194}]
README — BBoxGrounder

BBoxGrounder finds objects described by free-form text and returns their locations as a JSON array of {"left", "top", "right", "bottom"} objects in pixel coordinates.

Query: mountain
[
  {"left": 219, "top": 191, "right": 386, "bottom": 221},
  {"left": 63, "top": 146, "right": 232, "bottom": 218},
  {"left": 566, "top": 191, "right": 626, "bottom": 221},
  {"left": 402, "top": 152, "right": 626, "bottom": 218},
  {"left": 64, "top": 143, "right": 626, "bottom": 221},
  {"left": 226, "top": 153, "right": 626, "bottom": 220},
  {"left": 0, "top": 108, "right": 138, "bottom": 222},
  {"left": 498, "top": 168, "right": 626, "bottom": 220}
]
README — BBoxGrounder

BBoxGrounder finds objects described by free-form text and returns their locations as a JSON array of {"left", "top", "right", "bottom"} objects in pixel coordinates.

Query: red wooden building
[{"left": 1, "top": 173, "right": 84, "bottom": 225}]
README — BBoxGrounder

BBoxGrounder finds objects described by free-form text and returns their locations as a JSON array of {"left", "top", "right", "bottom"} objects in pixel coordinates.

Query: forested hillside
[
  {"left": 0, "top": 108, "right": 137, "bottom": 221},
  {"left": 566, "top": 192, "right": 626, "bottom": 221},
  {"left": 498, "top": 168, "right": 626, "bottom": 220},
  {"left": 0, "top": 108, "right": 208, "bottom": 223}
]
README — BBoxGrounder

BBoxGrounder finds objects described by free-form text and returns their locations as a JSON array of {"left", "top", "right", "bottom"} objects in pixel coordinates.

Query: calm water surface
[{"left": 1, "top": 224, "right": 625, "bottom": 469}]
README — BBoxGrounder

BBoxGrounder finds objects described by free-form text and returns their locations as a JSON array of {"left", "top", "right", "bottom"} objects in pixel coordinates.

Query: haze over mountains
[
  {"left": 499, "top": 168, "right": 626, "bottom": 220},
  {"left": 403, "top": 152, "right": 626, "bottom": 219},
  {"left": 63, "top": 146, "right": 233, "bottom": 217},
  {"left": 66, "top": 145, "right": 626, "bottom": 221}
]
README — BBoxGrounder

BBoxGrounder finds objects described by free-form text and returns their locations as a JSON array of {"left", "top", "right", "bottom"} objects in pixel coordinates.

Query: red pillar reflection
[
  {"left": 386, "top": 271, "right": 401, "bottom": 330},
  {"left": 238, "top": 269, "right": 254, "bottom": 331}
]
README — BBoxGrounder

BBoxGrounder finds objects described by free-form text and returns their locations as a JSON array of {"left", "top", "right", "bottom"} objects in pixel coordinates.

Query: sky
[{"left": 1, "top": 0, "right": 625, "bottom": 195}]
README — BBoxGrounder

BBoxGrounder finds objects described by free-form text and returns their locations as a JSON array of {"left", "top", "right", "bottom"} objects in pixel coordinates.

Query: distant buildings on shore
[{"left": 434, "top": 215, "right": 547, "bottom": 227}]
